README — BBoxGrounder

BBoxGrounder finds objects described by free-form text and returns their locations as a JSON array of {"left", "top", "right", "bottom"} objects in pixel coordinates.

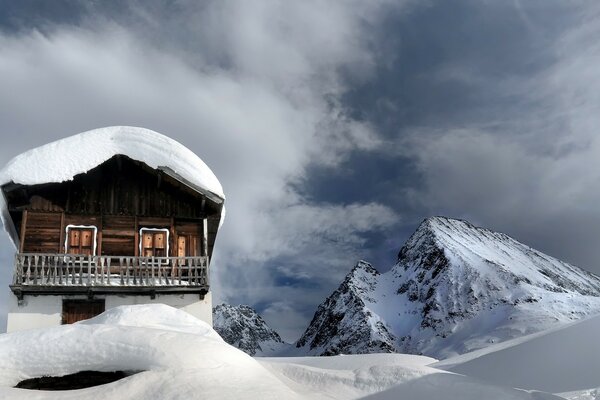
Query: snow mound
[
  {"left": 0, "top": 304, "right": 568, "bottom": 399},
  {"left": 260, "top": 354, "right": 562, "bottom": 400},
  {"left": 434, "top": 312, "right": 600, "bottom": 393},
  {"left": 81, "top": 304, "right": 222, "bottom": 339},
  {"left": 0, "top": 304, "right": 296, "bottom": 400},
  {"left": 0, "top": 126, "right": 225, "bottom": 247}
]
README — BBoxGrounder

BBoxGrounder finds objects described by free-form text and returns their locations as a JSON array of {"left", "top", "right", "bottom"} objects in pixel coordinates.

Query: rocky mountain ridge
[
  {"left": 295, "top": 217, "right": 600, "bottom": 358},
  {"left": 213, "top": 304, "right": 288, "bottom": 356}
]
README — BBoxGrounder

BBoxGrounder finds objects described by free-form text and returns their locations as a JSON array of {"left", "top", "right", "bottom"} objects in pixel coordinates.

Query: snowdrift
[
  {"left": 0, "top": 304, "right": 567, "bottom": 399},
  {"left": 435, "top": 313, "right": 600, "bottom": 393}
]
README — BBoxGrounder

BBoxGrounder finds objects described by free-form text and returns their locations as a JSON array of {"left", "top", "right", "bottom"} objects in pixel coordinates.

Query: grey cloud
[
  {"left": 397, "top": 3, "right": 600, "bottom": 271},
  {"left": 0, "top": 1, "right": 404, "bottom": 334}
]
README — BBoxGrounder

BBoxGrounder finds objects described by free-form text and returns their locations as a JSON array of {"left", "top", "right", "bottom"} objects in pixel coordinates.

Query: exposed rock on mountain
[
  {"left": 295, "top": 261, "right": 396, "bottom": 356},
  {"left": 213, "top": 304, "right": 288, "bottom": 356}
]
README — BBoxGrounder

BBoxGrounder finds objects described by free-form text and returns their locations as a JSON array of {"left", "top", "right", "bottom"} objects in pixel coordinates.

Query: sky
[{"left": 0, "top": 0, "right": 600, "bottom": 341}]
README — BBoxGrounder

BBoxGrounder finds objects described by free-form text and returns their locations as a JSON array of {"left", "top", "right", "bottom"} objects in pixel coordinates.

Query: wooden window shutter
[
  {"left": 66, "top": 227, "right": 96, "bottom": 255},
  {"left": 69, "top": 230, "right": 80, "bottom": 252},
  {"left": 140, "top": 229, "right": 169, "bottom": 257},
  {"left": 177, "top": 236, "right": 186, "bottom": 258},
  {"left": 190, "top": 235, "right": 200, "bottom": 257}
]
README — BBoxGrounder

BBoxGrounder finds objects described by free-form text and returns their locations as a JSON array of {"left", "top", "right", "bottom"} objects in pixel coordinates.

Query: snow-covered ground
[
  {"left": 434, "top": 312, "right": 600, "bottom": 395},
  {"left": 0, "top": 304, "right": 585, "bottom": 399}
]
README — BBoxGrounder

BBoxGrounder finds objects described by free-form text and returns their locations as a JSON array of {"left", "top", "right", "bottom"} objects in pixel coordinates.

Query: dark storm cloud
[
  {"left": 395, "top": 2, "right": 600, "bottom": 272},
  {"left": 303, "top": 1, "right": 600, "bottom": 274}
]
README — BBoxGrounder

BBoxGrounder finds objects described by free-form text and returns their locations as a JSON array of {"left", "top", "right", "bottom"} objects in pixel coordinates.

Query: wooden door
[
  {"left": 67, "top": 227, "right": 95, "bottom": 255},
  {"left": 62, "top": 300, "right": 105, "bottom": 324},
  {"left": 177, "top": 235, "right": 200, "bottom": 257}
]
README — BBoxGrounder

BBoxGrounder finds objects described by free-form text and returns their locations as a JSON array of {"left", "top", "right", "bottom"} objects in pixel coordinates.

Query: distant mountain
[
  {"left": 295, "top": 216, "right": 600, "bottom": 359},
  {"left": 213, "top": 304, "right": 289, "bottom": 356}
]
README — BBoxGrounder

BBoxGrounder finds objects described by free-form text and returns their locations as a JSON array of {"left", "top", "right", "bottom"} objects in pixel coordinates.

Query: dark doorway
[
  {"left": 62, "top": 299, "right": 105, "bottom": 324},
  {"left": 15, "top": 370, "right": 135, "bottom": 391}
]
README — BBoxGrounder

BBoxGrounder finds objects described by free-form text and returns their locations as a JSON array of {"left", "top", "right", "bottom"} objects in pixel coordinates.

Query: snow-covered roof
[{"left": 0, "top": 126, "right": 225, "bottom": 248}]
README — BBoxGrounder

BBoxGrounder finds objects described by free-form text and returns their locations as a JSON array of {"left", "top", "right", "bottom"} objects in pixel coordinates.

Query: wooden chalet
[{"left": 0, "top": 127, "right": 225, "bottom": 330}]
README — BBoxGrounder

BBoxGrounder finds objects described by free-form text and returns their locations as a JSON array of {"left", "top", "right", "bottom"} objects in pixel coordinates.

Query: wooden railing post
[
  {"left": 119, "top": 257, "right": 125, "bottom": 285},
  {"left": 87, "top": 255, "right": 92, "bottom": 285}
]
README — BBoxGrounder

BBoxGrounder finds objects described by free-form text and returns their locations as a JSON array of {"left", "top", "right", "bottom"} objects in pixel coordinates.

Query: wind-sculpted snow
[
  {"left": 213, "top": 304, "right": 289, "bottom": 355},
  {"left": 434, "top": 313, "right": 600, "bottom": 393},
  {"left": 0, "top": 304, "right": 563, "bottom": 399},
  {"left": 296, "top": 217, "right": 600, "bottom": 359}
]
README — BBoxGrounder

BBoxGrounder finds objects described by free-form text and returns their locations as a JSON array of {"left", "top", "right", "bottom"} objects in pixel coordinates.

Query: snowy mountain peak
[
  {"left": 297, "top": 217, "right": 600, "bottom": 358},
  {"left": 213, "top": 304, "right": 287, "bottom": 356},
  {"left": 395, "top": 216, "right": 600, "bottom": 297},
  {"left": 343, "top": 260, "right": 380, "bottom": 298},
  {"left": 295, "top": 261, "right": 395, "bottom": 356}
]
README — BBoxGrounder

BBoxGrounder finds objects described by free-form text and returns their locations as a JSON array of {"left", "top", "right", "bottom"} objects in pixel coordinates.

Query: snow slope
[
  {"left": 296, "top": 217, "right": 600, "bottom": 359},
  {"left": 213, "top": 304, "right": 290, "bottom": 356},
  {"left": 0, "top": 304, "right": 564, "bottom": 399},
  {"left": 0, "top": 126, "right": 225, "bottom": 247},
  {"left": 434, "top": 312, "right": 600, "bottom": 393}
]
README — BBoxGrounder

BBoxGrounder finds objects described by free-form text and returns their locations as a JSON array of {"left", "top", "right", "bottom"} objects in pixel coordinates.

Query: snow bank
[
  {"left": 80, "top": 303, "right": 222, "bottom": 339},
  {"left": 0, "top": 304, "right": 299, "bottom": 400},
  {"left": 360, "top": 372, "right": 563, "bottom": 400},
  {"left": 0, "top": 304, "right": 569, "bottom": 399},
  {"left": 259, "top": 353, "right": 562, "bottom": 400},
  {"left": 435, "top": 313, "right": 600, "bottom": 393},
  {"left": 0, "top": 126, "right": 225, "bottom": 247}
]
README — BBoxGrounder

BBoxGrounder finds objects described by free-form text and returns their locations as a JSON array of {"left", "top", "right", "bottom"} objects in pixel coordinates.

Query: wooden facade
[{"left": 2, "top": 154, "right": 224, "bottom": 298}]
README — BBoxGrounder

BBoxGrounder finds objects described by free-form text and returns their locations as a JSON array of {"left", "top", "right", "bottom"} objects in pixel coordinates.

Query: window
[
  {"left": 65, "top": 225, "right": 97, "bottom": 256},
  {"left": 139, "top": 228, "right": 169, "bottom": 257}
]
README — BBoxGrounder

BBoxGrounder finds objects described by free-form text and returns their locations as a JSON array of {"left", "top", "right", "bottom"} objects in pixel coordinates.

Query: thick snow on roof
[
  {"left": 0, "top": 304, "right": 567, "bottom": 400},
  {"left": 0, "top": 126, "right": 225, "bottom": 247},
  {"left": 0, "top": 126, "right": 224, "bottom": 198}
]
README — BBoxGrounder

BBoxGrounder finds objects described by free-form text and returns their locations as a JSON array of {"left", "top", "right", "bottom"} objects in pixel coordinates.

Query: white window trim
[
  {"left": 64, "top": 225, "right": 98, "bottom": 256},
  {"left": 139, "top": 227, "right": 170, "bottom": 258}
]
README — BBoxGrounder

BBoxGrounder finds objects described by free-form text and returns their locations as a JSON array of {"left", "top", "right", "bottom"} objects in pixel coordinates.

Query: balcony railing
[{"left": 13, "top": 253, "right": 209, "bottom": 288}]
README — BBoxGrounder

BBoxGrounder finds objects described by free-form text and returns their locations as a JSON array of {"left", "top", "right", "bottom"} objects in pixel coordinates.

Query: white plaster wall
[
  {"left": 6, "top": 295, "right": 62, "bottom": 332},
  {"left": 6, "top": 291, "right": 213, "bottom": 332}
]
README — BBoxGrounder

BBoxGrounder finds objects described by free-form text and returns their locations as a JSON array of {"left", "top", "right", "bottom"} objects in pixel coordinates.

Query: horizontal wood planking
[
  {"left": 22, "top": 212, "right": 62, "bottom": 253},
  {"left": 102, "top": 215, "right": 135, "bottom": 256},
  {"left": 21, "top": 211, "right": 213, "bottom": 258}
]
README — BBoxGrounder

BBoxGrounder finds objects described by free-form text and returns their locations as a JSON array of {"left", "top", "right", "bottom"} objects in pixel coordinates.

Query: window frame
[
  {"left": 64, "top": 224, "right": 98, "bottom": 256},
  {"left": 138, "top": 227, "right": 170, "bottom": 259}
]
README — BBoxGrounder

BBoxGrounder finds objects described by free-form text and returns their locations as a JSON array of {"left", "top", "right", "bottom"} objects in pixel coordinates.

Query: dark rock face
[
  {"left": 213, "top": 304, "right": 286, "bottom": 356},
  {"left": 295, "top": 217, "right": 600, "bottom": 359},
  {"left": 296, "top": 261, "right": 396, "bottom": 356}
]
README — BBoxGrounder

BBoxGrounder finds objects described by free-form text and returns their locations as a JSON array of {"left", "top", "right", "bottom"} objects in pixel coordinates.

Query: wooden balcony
[{"left": 10, "top": 253, "right": 210, "bottom": 299}]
